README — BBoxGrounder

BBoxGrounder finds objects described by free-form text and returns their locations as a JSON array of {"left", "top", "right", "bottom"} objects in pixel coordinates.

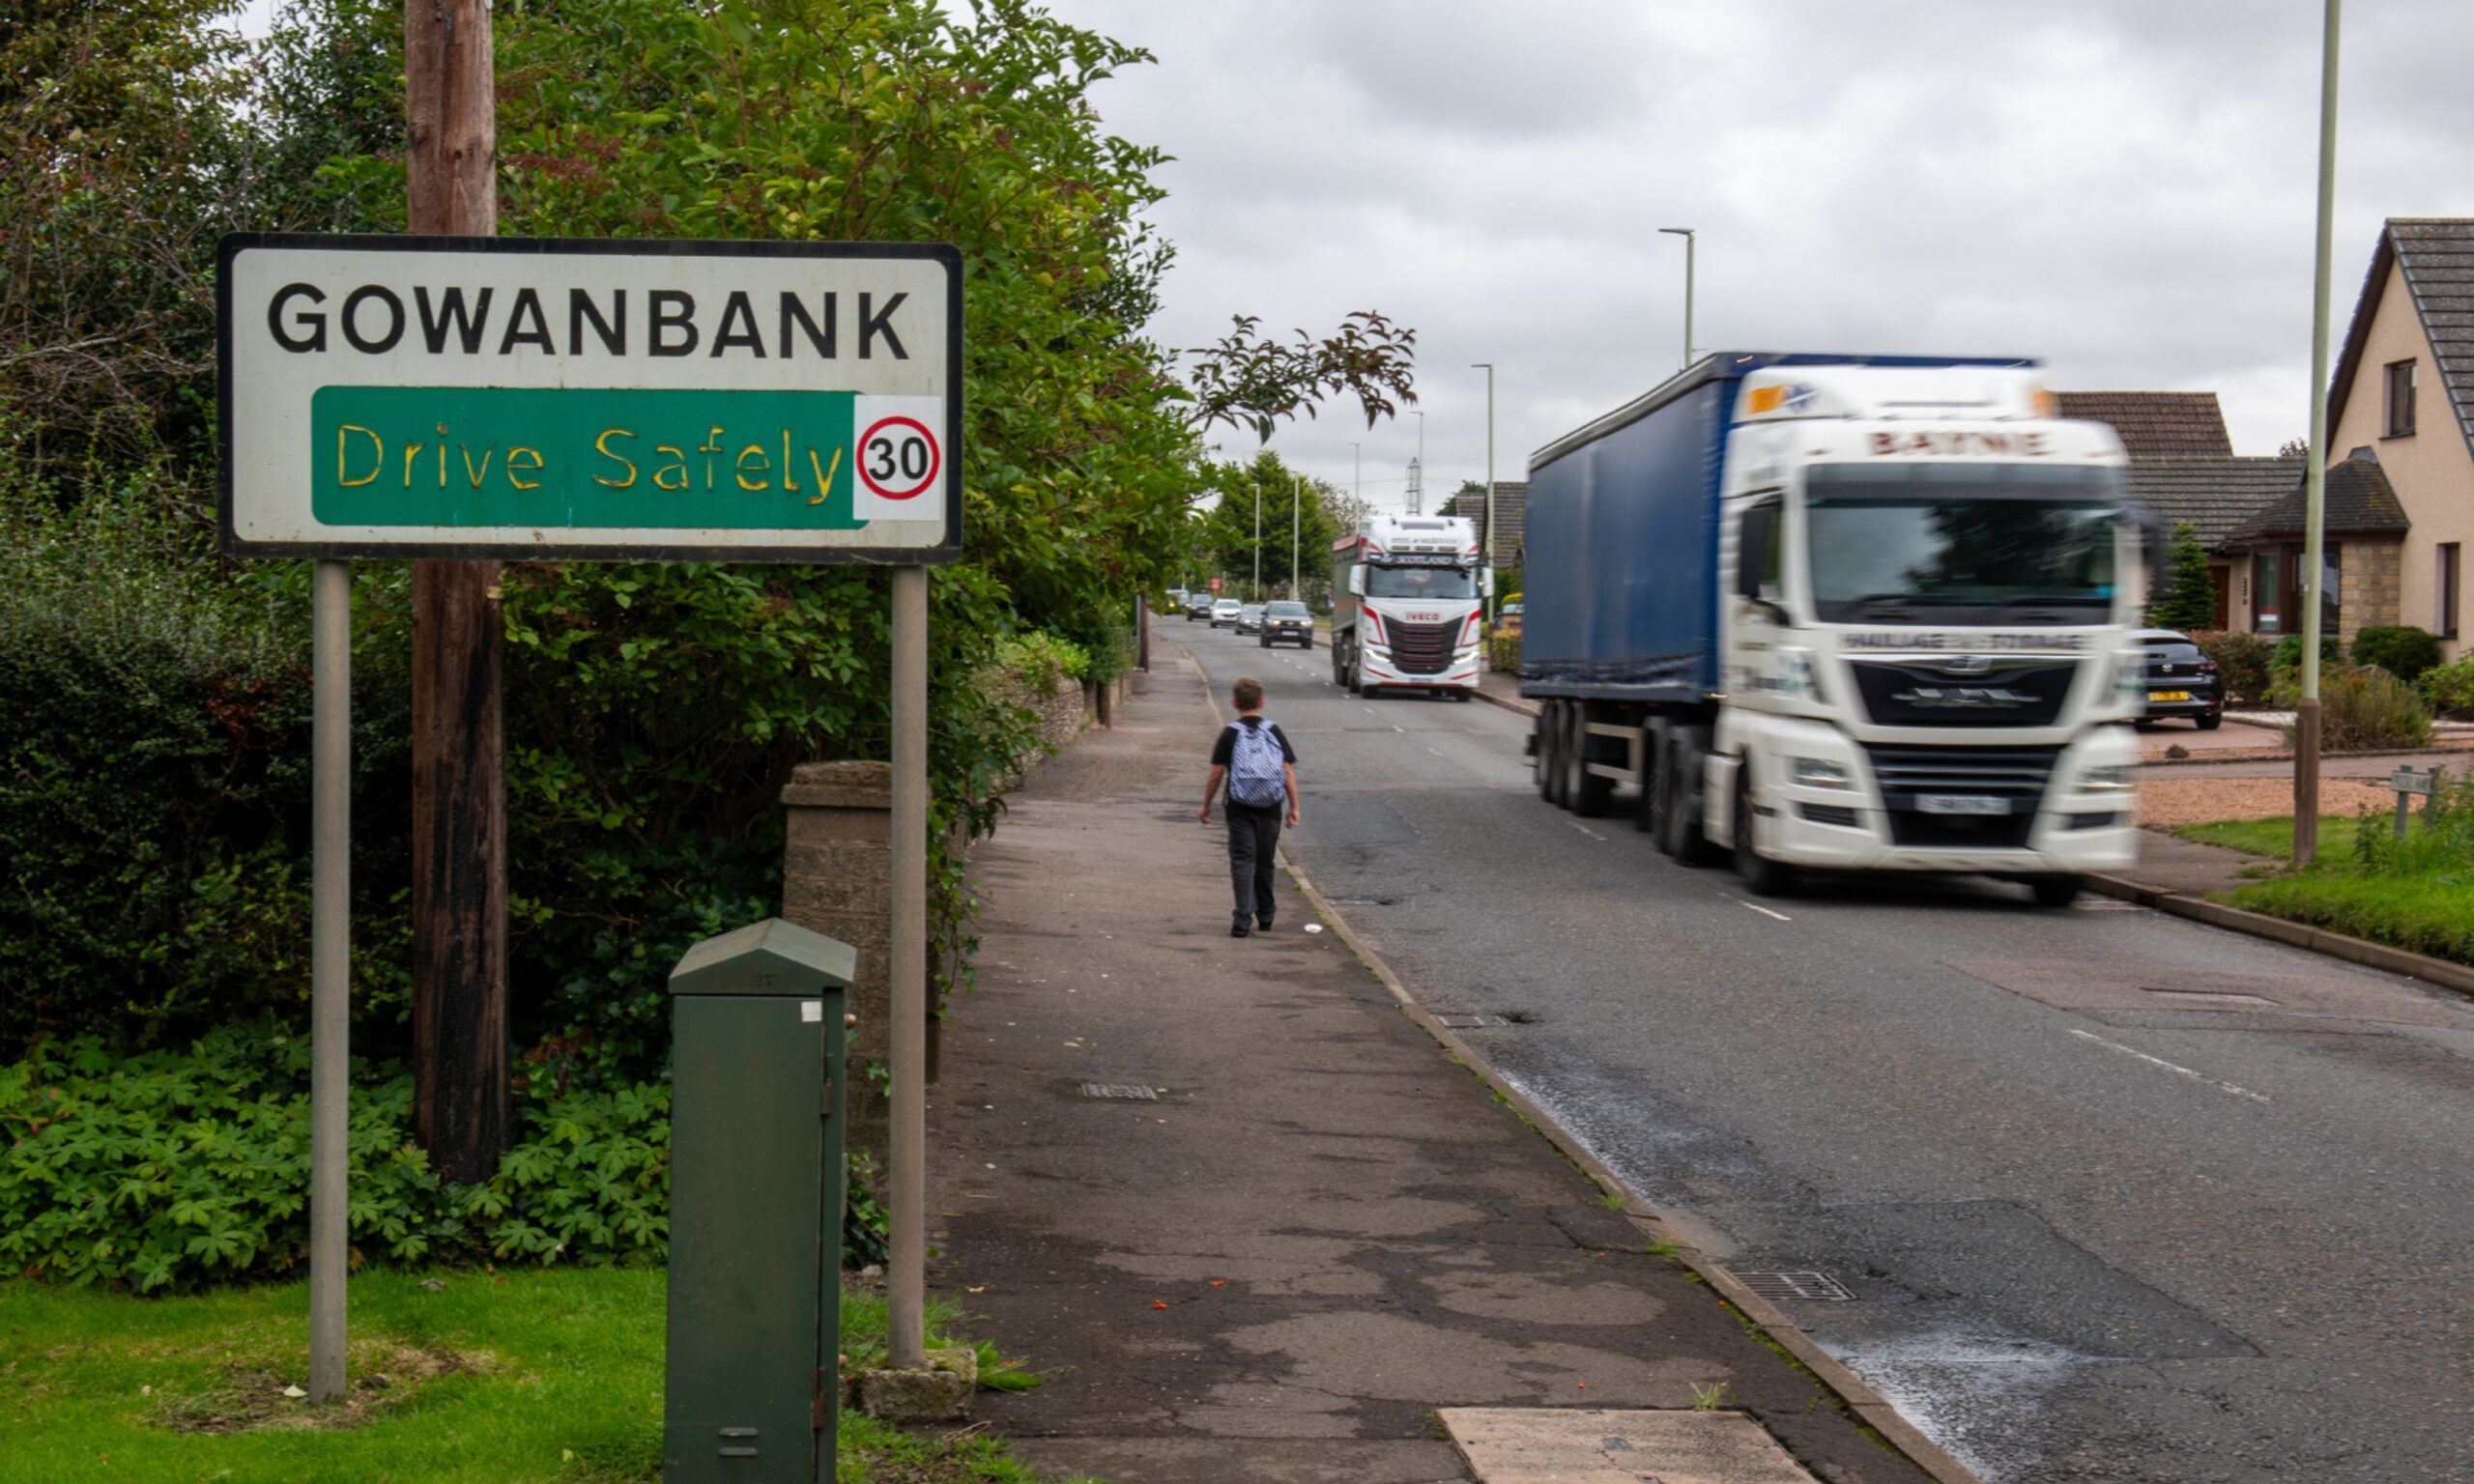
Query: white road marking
[
  {"left": 2067, "top": 1028, "right": 2270, "bottom": 1103},
  {"left": 1392, "top": 726, "right": 1405, "bottom": 732},
  {"left": 1722, "top": 896, "right": 1793, "bottom": 923},
  {"left": 1566, "top": 819, "right": 1608, "bottom": 842}
]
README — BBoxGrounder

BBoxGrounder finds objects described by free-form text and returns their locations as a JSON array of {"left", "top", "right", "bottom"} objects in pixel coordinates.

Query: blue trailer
[{"left": 1519, "top": 353, "right": 2144, "bottom": 901}]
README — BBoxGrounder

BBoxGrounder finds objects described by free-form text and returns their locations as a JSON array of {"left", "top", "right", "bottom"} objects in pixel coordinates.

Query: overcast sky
[
  {"left": 232, "top": 1, "right": 2474, "bottom": 504},
  {"left": 1041, "top": 0, "right": 2474, "bottom": 506}
]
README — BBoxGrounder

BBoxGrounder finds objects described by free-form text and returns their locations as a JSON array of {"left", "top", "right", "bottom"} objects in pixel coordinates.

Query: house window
[
  {"left": 2383, "top": 359, "right": 2417, "bottom": 437},
  {"left": 2443, "top": 543, "right": 2463, "bottom": 641}
]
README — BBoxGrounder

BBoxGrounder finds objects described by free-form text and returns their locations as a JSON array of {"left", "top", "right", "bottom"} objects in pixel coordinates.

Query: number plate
[
  {"left": 2147, "top": 689, "right": 2191, "bottom": 702},
  {"left": 1917, "top": 794, "right": 2010, "bottom": 816}
]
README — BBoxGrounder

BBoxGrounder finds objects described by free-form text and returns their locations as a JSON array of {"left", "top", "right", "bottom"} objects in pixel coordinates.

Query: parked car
[
  {"left": 1236, "top": 604, "right": 1265, "bottom": 635},
  {"left": 1187, "top": 593, "right": 1217, "bottom": 621},
  {"left": 2133, "top": 629, "right": 2223, "bottom": 729},
  {"left": 1260, "top": 600, "right": 1313, "bottom": 648},
  {"left": 1211, "top": 598, "right": 1243, "bottom": 627},
  {"left": 1493, "top": 600, "right": 1524, "bottom": 639}
]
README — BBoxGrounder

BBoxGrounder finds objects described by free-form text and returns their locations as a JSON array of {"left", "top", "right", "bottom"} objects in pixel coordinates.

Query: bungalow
[{"left": 2056, "top": 390, "right": 2297, "bottom": 630}]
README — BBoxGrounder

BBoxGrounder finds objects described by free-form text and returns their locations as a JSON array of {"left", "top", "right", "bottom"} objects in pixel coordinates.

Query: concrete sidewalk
[{"left": 926, "top": 645, "right": 1935, "bottom": 1484}]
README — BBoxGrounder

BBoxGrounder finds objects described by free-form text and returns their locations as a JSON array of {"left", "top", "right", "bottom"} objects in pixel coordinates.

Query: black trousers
[{"left": 1225, "top": 803, "right": 1282, "bottom": 927}]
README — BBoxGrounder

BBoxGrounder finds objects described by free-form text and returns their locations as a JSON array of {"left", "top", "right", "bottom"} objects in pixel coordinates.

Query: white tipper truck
[
  {"left": 1329, "top": 513, "right": 1492, "bottom": 699},
  {"left": 1522, "top": 354, "right": 2149, "bottom": 904}
]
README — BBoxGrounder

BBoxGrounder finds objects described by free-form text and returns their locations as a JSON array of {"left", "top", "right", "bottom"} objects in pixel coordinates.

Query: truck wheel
[
  {"left": 1542, "top": 703, "right": 1569, "bottom": 805},
  {"left": 1732, "top": 766, "right": 1795, "bottom": 896},
  {"left": 1534, "top": 709, "right": 1557, "bottom": 798},
  {"left": 1633, "top": 728, "right": 1661, "bottom": 835},
  {"left": 1567, "top": 706, "right": 1613, "bottom": 817},
  {"left": 2029, "top": 874, "right": 2084, "bottom": 908},
  {"left": 1654, "top": 728, "right": 1708, "bottom": 864}
]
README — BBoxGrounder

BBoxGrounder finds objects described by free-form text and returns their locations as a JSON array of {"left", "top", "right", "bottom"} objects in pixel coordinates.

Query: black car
[
  {"left": 1186, "top": 593, "right": 1216, "bottom": 621},
  {"left": 2134, "top": 629, "right": 2223, "bottom": 728},
  {"left": 1259, "top": 600, "right": 1312, "bottom": 649}
]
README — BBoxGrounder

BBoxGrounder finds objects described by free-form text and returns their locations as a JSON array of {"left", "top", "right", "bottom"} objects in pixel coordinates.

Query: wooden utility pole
[{"left": 406, "top": 0, "right": 510, "bottom": 1183}]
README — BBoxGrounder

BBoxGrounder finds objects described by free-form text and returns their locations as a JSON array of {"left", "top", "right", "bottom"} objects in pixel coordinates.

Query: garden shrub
[
  {"left": 1488, "top": 630, "right": 1521, "bottom": 674},
  {"left": 2420, "top": 657, "right": 2474, "bottom": 719},
  {"left": 2349, "top": 625, "right": 2442, "bottom": 685},
  {"left": 1, "top": 1025, "right": 670, "bottom": 1293},
  {"left": 2189, "top": 630, "right": 2271, "bottom": 705},
  {"left": 2266, "top": 632, "right": 2345, "bottom": 705},
  {"left": 2283, "top": 665, "right": 2433, "bottom": 752}
]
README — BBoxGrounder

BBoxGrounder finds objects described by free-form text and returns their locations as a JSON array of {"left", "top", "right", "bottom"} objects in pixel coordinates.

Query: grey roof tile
[
  {"left": 2121, "top": 456, "right": 2304, "bottom": 550},
  {"left": 2227, "top": 450, "right": 2411, "bottom": 541}
]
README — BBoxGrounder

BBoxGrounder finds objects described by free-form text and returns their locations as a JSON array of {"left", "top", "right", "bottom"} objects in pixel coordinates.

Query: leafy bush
[
  {"left": 0, "top": 481, "right": 415, "bottom": 1052},
  {"left": 2420, "top": 657, "right": 2474, "bottom": 719},
  {"left": 996, "top": 631, "right": 1094, "bottom": 691},
  {"left": 2280, "top": 665, "right": 2433, "bottom": 752},
  {"left": 1, "top": 1026, "right": 670, "bottom": 1293},
  {"left": 2266, "top": 632, "right": 2345, "bottom": 706},
  {"left": 2191, "top": 630, "right": 2272, "bottom": 704},
  {"left": 2350, "top": 625, "right": 2443, "bottom": 686},
  {"left": 1488, "top": 630, "right": 1521, "bottom": 675}
]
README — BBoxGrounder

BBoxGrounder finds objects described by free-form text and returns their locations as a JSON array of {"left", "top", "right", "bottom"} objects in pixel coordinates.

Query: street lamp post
[
  {"left": 2295, "top": 0, "right": 2342, "bottom": 868},
  {"left": 1658, "top": 227, "right": 1696, "bottom": 369},
  {"left": 1473, "top": 362, "right": 1496, "bottom": 626},
  {"left": 1350, "top": 442, "right": 1363, "bottom": 515},
  {"left": 1291, "top": 471, "right": 1303, "bottom": 601},
  {"left": 1251, "top": 471, "right": 1262, "bottom": 602}
]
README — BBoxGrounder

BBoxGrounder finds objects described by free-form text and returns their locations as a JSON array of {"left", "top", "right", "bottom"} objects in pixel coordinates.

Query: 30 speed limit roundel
[{"left": 859, "top": 415, "right": 939, "bottom": 500}]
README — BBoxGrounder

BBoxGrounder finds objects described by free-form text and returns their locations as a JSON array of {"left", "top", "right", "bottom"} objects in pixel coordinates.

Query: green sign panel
[{"left": 312, "top": 385, "right": 866, "bottom": 530}]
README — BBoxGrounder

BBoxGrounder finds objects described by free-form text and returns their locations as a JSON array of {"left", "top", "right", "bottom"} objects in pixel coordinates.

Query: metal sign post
[{"left": 218, "top": 234, "right": 963, "bottom": 1404}]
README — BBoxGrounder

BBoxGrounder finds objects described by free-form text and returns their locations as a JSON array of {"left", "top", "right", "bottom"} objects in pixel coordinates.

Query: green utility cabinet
[{"left": 664, "top": 919, "right": 855, "bottom": 1483}]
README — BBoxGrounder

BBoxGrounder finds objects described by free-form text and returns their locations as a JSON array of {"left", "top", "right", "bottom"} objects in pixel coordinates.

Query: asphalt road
[{"left": 1171, "top": 618, "right": 2474, "bottom": 1484}]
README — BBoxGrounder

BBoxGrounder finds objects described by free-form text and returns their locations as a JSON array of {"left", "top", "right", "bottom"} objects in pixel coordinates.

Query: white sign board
[{"left": 218, "top": 235, "right": 962, "bottom": 562}]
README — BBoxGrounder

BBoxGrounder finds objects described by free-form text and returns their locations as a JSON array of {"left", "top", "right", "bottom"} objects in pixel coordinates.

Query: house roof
[
  {"left": 2055, "top": 391, "right": 2233, "bottom": 457},
  {"left": 2119, "top": 455, "right": 2304, "bottom": 551},
  {"left": 2327, "top": 218, "right": 2474, "bottom": 465},
  {"left": 2226, "top": 448, "right": 2411, "bottom": 542},
  {"left": 1446, "top": 481, "right": 1526, "bottom": 556}
]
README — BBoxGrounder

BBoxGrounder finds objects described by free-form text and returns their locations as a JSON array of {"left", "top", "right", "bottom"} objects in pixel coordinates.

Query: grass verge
[
  {"left": 2219, "top": 871, "right": 2474, "bottom": 967},
  {"left": 0, "top": 1269, "right": 1073, "bottom": 1484},
  {"left": 2170, "top": 813, "right": 2364, "bottom": 858}
]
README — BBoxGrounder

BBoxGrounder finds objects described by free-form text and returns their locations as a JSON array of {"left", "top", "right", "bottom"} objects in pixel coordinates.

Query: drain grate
[
  {"left": 2142, "top": 986, "right": 2279, "bottom": 1007},
  {"left": 1079, "top": 1082, "right": 1159, "bottom": 1100},
  {"left": 1435, "top": 1013, "right": 1511, "bottom": 1029},
  {"left": 1724, "top": 1269, "right": 1856, "bottom": 1302}
]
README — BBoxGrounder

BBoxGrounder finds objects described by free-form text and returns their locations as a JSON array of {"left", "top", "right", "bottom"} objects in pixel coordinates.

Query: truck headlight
[
  {"left": 2080, "top": 764, "right": 2136, "bottom": 792},
  {"left": 1790, "top": 756, "right": 1852, "bottom": 789}
]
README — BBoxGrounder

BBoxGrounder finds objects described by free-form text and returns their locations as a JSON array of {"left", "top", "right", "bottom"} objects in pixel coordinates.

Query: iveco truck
[
  {"left": 1522, "top": 353, "right": 2145, "bottom": 904},
  {"left": 1330, "top": 513, "right": 1491, "bottom": 699}
]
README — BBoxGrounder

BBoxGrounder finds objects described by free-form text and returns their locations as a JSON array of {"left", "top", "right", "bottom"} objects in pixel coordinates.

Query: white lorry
[
  {"left": 1329, "top": 513, "right": 1492, "bottom": 699},
  {"left": 1522, "top": 354, "right": 2147, "bottom": 904}
]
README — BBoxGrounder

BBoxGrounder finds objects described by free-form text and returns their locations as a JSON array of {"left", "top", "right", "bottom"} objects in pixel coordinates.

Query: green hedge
[{"left": 0, "top": 486, "right": 416, "bottom": 1051}]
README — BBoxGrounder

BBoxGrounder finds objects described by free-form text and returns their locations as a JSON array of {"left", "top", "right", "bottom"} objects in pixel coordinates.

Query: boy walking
[{"left": 1198, "top": 676, "right": 1300, "bottom": 937}]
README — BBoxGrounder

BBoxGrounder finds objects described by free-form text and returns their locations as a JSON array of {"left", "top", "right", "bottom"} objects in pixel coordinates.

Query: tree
[
  {"left": 2149, "top": 522, "right": 2218, "bottom": 632},
  {"left": 1194, "top": 451, "right": 1341, "bottom": 601}
]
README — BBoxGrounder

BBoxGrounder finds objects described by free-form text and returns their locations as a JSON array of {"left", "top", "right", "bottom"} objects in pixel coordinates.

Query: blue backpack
[{"left": 1226, "top": 718, "right": 1287, "bottom": 808}]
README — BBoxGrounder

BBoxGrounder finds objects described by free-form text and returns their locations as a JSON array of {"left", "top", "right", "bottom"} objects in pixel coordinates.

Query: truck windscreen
[
  {"left": 1803, "top": 463, "right": 2124, "bottom": 625},
  {"left": 1366, "top": 565, "right": 1478, "bottom": 600}
]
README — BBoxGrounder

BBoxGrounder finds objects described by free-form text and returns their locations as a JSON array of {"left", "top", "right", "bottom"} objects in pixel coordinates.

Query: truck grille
[
  {"left": 1849, "top": 659, "right": 2080, "bottom": 728},
  {"left": 1860, "top": 743, "right": 2060, "bottom": 849},
  {"left": 1387, "top": 618, "right": 1459, "bottom": 675}
]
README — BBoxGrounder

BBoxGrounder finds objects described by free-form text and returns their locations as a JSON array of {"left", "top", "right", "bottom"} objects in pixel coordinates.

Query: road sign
[{"left": 218, "top": 235, "right": 962, "bottom": 562}]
